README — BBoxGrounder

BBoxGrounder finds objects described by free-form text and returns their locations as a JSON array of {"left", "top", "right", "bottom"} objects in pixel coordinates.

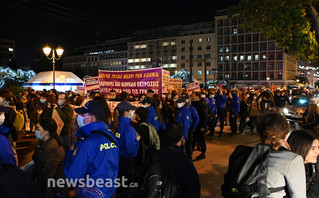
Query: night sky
[{"left": 0, "top": 0, "right": 239, "bottom": 66}]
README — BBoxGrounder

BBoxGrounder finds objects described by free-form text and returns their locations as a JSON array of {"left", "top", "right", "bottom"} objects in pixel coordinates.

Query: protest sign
[
  {"left": 52, "top": 109, "right": 64, "bottom": 136},
  {"left": 169, "top": 79, "right": 183, "bottom": 94},
  {"left": 186, "top": 82, "right": 201, "bottom": 96},
  {"left": 99, "top": 68, "right": 163, "bottom": 96},
  {"left": 162, "top": 70, "right": 170, "bottom": 93},
  {"left": 84, "top": 77, "right": 100, "bottom": 93}
]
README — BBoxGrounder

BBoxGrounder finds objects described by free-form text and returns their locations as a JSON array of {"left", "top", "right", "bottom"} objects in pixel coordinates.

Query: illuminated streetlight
[
  {"left": 266, "top": 76, "right": 270, "bottom": 88},
  {"left": 42, "top": 45, "right": 64, "bottom": 89}
]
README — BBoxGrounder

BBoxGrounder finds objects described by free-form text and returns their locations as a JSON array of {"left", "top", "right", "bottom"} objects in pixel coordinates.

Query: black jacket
[
  {"left": 239, "top": 101, "right": 249, "bottom": 117},
  {"left": 192, "top": 99, "right": 208, "bottom": 129},
  {"left": 305, "top": 163, "right": 319, "bottom": 198},
  {"left": 32, "top": 138, "right": 68, "bottom": 198},
  {"left": 140, "top": 144, "right": 201, "bottom": 198}
]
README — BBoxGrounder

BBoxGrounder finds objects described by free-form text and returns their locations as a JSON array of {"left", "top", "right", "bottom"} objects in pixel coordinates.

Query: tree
[{"left": 234, "top": 0, "right": 319, "bottom": 65}]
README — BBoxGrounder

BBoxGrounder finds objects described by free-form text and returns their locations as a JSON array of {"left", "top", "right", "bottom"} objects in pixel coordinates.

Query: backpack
[
  {"left": 140, "top": 152, "right": 179, "bottom": 198},
  {"left": 140, "top": 122, "right": 160, "bottom": 150},
  {"left": 221, "top": 143, "right": 286, "bottom": 198}
]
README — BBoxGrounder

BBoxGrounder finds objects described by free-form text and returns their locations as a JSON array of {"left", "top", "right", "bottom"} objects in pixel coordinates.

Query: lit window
[
  {"left": 233, "top": 56, "right": 237, "bottom": 61},
  {"left": 171, "top": 42, "right": 176, "bottom": 45},
  {"left": 206, "top": 71, "right": 210, "bottom": 75},
  {"left": 233, "top": 28, "right": 238, "bottom": 35},
  {"left": 240, "top": 55, "right": 244, "bottom": 61},
  {"left": 198, "top": 38, "right": 203, "bottom": 43},
  {"left": 141, "top": 58, "right": 147, "bottom": 62},
  {"left": 219, "top": 47, "right": 223, "bottom": 53},
  {"left": 140, "top": 44, "right": 147, "bottom": 48},
  {"left": 162, "top": 42, "right": 169, "bottom": 46},
  {"left": 198, "top": 70, "right": 202, "bottom": 75},
  {"left": 8, "top": 48, "right": 13, "bottom": 52},
  {"left": 163, "top": 64, "right": 169, "bottom": 68},
  {"left": 262, "top": 54, "right": 267, "bottom": 60},
  {"left": 247, "top": 55, "right": 252, "bottom": 61},
  {"left": 134, "top": 45, "right": 140, "bottom": 49},
  {"left": 128, "top": 59, "right": 134, "bottom": 63},
  {"left": 135, "top": 66, "right": 140, "bottom": 69},
  {"left": 206, "top": 37, "right": 211, "bottom": 42},
  {"left": 170, "top": 64, "right": 177, "bottom": 68},
  {"left": 255, "top": 55, "right": 259, "bottom": 60},
  {"left": 134, "top": 59, "right": 140, "bottom": 62},
  {"left": 225, "top": 47, "right": 230, "bottom": 53},
  {"left": 172, "top": 56, "right": 177, "bottom": 60},
  {"left": 225, "top": 56, "right": 230, "bottom": 61}
]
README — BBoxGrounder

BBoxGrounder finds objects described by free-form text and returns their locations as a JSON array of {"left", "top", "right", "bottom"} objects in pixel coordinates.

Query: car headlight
[{"left": 283, "top": 108, "right": 289, "bottom": 115}]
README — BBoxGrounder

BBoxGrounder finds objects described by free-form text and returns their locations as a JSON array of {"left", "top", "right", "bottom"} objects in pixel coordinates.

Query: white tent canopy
[{"left": 24, "top": 71, "right": 84, "bottom": 92}]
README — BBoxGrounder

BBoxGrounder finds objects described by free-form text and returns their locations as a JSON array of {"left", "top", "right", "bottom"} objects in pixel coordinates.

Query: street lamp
[
  {"left": 266, "top": 76, "right": 270, "bottom": 88},
  {"left": 43, "top": 45, "right": 64, "bottom": 89}
]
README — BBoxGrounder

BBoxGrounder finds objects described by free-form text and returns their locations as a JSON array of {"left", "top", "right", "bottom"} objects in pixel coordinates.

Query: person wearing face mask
[
  {"left": 229, "top": 89, "right": 241, "bottom": 136},
  {"left": 0, "top": 106, "right": 16, "bottom": 166},
  {"left": 175, "top": 97, "right": 199, "bottom": 160},
  {"left": 35, "top": 93, "right": 47, "bottom": 115},
  {"left": 64, "top": 100, "right": 119, "bottom": 198},
  {"left": 0, "top": 90, "right": 18, "bottom": 164},
  {"left": 206, "top": 92, "right": 218, "bottom": 139},
  {"left": 139, "top": 97, "right": 160, "bottom": 132},
  {"left": 112, "top": 101, "right": 139, "bottom": 198},
  {"left": 41, "top": 92, "right": 74, "bottom": 151},
  {"left": 215, "top": 89, "right": 227, "bottom": 137},
  {"left": 30, "top": 117, "right": 68, "bottom": 197}
]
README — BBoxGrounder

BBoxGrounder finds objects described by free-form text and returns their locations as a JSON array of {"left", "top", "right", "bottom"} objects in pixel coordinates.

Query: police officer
[
  {"left": 206, "top": 92, "right": 218, "bottom": 139},
  {"left": 175, "top": 97, "right": 199, "bottom": 159},
  {"left": 184, "top": 95, "right": 200, "bottom": 158},
  {"left": 114, "top": 101, "right": 140, "bottom": 198},
  {"left": 215, "top": 89, "right": 227, "bottom": 137},
  {"left": 140, "top": 97, "right": 160, "bottom": 132},
  {"left": 64, "top": 100, "right": 119, "bottom": 198},
  {"left": 229, "top": 89, "right": 241, "bottom": 135}
]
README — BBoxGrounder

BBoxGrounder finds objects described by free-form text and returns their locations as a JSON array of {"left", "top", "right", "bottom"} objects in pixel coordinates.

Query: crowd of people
[{"left": 0, "top": 85, "right": 318, "bottom": 197}]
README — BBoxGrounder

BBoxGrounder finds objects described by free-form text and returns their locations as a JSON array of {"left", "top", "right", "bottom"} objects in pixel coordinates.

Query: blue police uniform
[
  {"left": 229, "top": 94, "right": 241, "bottom": 135},
  {"left": 175, "top": 105, "right": 192, "bottom": 139},
  {"left": 115, "top": 116, "right": 139, "bottom": 158},
  {"left": 215, "top": 94, "right": 227, "bottom": 135},
  {"left": 64, "top": 121, "right": 119, "bottom": 198},
  {"left": 206, "top": 97, "right": 218, "bottom": 115},
  {"left": 0, "top": 130, "right": 16, "bottom": 166},
  {"left": 230, "top": 94, "right": 241, "bottom": 115},
  {"left": 147, "top": 106, "right": 160, "bottom": 132}
]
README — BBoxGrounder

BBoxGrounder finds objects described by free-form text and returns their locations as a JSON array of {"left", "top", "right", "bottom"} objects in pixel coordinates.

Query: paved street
[{"left": 16, "top": 125, "right": 260, "bottom": 198}]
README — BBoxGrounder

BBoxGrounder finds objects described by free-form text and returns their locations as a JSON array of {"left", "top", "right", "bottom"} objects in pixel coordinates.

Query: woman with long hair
[
  {"left": 302, "top": 98, "right": 319, "bottom": 136},
  {"left": 257, "top": 113, "right": 306, "bottom": 197},
  {"left": 287, "top": 130, "right": 319, "bottom": 197}
]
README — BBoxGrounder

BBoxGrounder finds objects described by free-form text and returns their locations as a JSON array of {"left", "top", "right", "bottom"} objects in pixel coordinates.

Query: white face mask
[
  {"left": 58, "top": 100, "right": 65, "bottom": 106},
  {"left": 77, "top": 115, "right": 89, "bottom": 128},
  {"left": 141, "top": 104, "right": 147, "bottom": 108},
  {"left": 129, "top": 111, "right": 135, "bottom": 119},
  {"left": 35, "top": 130, "right": 44, "bottom": 140},
  {"left": 177, "top": 103, "right": 184, "bottom": 108},
  {"left": 40, "top": 99, "right": 46, "bottom": 104},
  {"left": 0, "top": 113, "right": 5, "bottom": 126}
]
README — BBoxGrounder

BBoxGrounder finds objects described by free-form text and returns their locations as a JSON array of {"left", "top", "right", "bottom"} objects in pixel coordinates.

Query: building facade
[
  {"left": 214, "top": 10, "right": 297, "bottom": 87},
  {"left": 0, "top": 39, "right": 16, "bottom": 68},
  {"left": 63, "top": 38, "right": 129, "bottom": 77}
]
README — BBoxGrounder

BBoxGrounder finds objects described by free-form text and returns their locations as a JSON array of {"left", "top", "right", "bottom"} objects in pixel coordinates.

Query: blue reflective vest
[
  {"left": 64, "top": 121, "right": 119, "bottom": 198},
  {"left": 147, "top": 106, "right": 160, "bottom": 131},
  {"left": 115, "top": 116, "right": 139, "bottom": 158}
]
